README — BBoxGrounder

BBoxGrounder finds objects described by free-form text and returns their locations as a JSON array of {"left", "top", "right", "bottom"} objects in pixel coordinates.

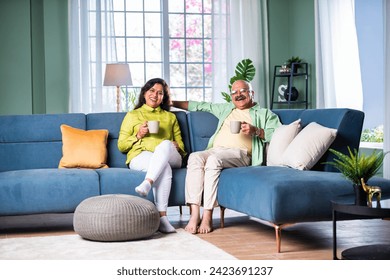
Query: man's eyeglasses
[{"left": 230, "top": 88, "right": 251, "bottom": 96}]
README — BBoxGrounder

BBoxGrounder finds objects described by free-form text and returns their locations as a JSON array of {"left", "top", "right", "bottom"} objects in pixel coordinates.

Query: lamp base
[{"left": 116, "top": 86, "right": 120, "bottom": 112}]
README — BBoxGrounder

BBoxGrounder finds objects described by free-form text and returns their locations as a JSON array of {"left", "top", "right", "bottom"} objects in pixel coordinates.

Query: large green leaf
[
  {"left": 226, "top": 59, "right": 256, "bottom": 93},
  {"left": 234, "top": 59, "right": 256, "bottom": 81}
]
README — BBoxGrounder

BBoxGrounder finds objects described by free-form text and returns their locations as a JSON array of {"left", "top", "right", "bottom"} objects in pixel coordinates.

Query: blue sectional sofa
[{"left": 1, "top": 108, "right": 390, "bottom": 252}]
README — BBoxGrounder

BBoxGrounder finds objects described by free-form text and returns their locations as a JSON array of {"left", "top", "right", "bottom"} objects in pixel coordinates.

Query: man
[{"left": 172, "top": 80, "right": 281, "bottom": 234}]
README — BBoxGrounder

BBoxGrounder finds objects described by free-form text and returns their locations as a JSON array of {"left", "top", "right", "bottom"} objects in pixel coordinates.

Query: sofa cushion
[
  {"left": 267, "top": 119, "right": 301, "bottom": 166},
  {"left": 0, "top": 169, "right": 100, "bottom": 215},
  {"left": 217, "top": 166, "right": 390, "bottom": 225},
  {"left": 59, "top": 125, "right": 109, "bottom": 169},
  {"left": 281, "top": 122, "right": 337, "bottom": 170},
  {"left": 95, "top": 167, "right": 187, "bottom": 206},
  {"left": 217, "top": 166, "right": 350, "bottom": 224},
  {"left": 273, "top": 109, "right": 364, "bottom": 172}
]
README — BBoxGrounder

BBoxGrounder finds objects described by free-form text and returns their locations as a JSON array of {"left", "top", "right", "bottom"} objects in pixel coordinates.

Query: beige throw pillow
[
  {"left": 282, "top": 122, "right": 337, "bottom": 170},
  {"left": 267, "top": 119, "right": 301, "bottom": 166}
]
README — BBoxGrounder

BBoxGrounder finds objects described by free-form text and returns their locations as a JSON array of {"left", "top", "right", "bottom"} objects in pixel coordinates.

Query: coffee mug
[
  {"left": 230, "top": 120, "right": 241, "bottom": 134},
  {"left": 147, "top": 120, "right": 160, "bottom": 134}
]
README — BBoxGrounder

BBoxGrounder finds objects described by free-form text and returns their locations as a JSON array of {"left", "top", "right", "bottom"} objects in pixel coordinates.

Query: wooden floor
[{"left": 1, "top": 207, "right": 390, "bottom": 260}]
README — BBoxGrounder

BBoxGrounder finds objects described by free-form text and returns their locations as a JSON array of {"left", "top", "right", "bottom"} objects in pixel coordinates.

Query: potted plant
[
  {"left": 283, "top": 56, "right": 303, "bottom": 73},
  {"left": 325, "top": 147, "right": 387, "bottom": 205},
  {"left": 221, "top": 58, "right": 256, "bottom": 102}
]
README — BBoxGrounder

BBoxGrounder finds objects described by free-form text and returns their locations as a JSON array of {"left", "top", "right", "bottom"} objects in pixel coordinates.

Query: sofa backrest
[
  {"left": 0, "top": 108, "right": 363, "bottom": 172},
  {"left": 0, "top": 111, "right": 191, "bottom": 172},
  {"left": 187, "top": 111, "right": 219, "bottom": 152},
  {"left": 0, "top": 113, "right": 86, "bottom": 172},
  {"left": 187, "top": 108, "right": 364, "bottom": 172}
]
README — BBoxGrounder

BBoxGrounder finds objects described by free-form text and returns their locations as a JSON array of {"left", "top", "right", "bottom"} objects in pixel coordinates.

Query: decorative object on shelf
[
  {"left": 360, "top": 178, "right": 382, "bottom": 208},
  {"left": 325, "top": 147, "right": 387, "bottom": 206},
  {"left": 283, "top": 86, "right": 299, "bottom": 101},
  {"left": 277, "top": 85, "right": 287, "bottom": 101},
  {"left": 283, "top": 56, "right": 304, "bottom": 73},
  {"left": 277, "top": 85, "right": 299, "bottom": 101},
  {"left": 103, "top": 63, "right": 133, "bottom": 112},
  {"left": 279, "top": 64, "right": 290, "bottom": 74},
  {"left": 221, "top": 58, "right": 256, "bottom": 102}
]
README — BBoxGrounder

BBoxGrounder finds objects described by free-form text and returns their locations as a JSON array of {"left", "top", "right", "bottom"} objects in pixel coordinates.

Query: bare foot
[
  {"left": 184, "top": 205, "right": 200, "bottom": 234},
  {"left": 198, "top": 210, "right": 213, "bottom": 234},
  {"left": 185, "top": 216, "right": 200, "bottom": 234}
]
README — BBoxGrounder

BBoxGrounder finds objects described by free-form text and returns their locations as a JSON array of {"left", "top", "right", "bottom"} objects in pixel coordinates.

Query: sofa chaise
[{"left": 1, "top": 108, "right": 389, "bottom": 252}]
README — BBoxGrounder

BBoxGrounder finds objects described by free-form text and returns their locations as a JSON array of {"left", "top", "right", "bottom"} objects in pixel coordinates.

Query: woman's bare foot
[
  {"left": 198, "top": 209, "right": 213, "bottom": 234},
  {"left": 184, "top": 204, "right": 200, "bottom": 234}
]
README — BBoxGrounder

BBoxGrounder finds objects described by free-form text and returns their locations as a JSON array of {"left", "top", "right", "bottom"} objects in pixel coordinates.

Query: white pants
[
  {"left": 129, "top": 140, "right": 182, "bottom": 212},
  {"left": 185, "top": 147, "right": 251, "bottom": 210}
]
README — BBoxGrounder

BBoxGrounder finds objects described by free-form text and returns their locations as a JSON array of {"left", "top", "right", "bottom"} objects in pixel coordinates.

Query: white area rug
[{"left": 0, "top": 229, "right": 236, "bottom": 260}]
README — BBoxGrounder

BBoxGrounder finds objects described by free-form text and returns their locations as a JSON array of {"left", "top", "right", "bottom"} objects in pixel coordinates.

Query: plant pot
[{"left": 353, "top": 184, "right": 367, "bottom": 206}]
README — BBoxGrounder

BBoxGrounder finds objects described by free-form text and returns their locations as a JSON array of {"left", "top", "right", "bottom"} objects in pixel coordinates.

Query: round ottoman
[{"left": 73, "top": 194, "right": 159, "bottom": 241}]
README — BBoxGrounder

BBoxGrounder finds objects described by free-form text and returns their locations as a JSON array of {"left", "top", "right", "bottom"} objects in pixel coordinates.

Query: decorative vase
[
  {"left": 353, "top": 184, "right": 367, "bottom": 206},
  {"left": 283, "top": 86, "right": 299, "bottom": 101}
]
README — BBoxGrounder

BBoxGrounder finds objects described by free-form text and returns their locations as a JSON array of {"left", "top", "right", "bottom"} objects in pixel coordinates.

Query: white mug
[
  {"left": 147, "top": 120, "right": 160, "bottom": 134},
  {"left": 230, "top": 120, "right": 241, "bottom": 134}
]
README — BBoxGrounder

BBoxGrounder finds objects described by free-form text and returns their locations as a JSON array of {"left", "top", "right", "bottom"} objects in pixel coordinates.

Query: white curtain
[
  {"left": 69, "top": 0, "right": 117, "bottom": 113},
  {"left": 315, "top": 0, "right": 363, "bottom": 110},
  {"left": 383, "top": 0, "right": 390, "bottom": 179},
  {"left": 212, "top": 0, "right": 269, "bottom": 107}
]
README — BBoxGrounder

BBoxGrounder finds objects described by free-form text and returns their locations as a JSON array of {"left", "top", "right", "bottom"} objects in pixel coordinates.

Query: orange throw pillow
[{"left": 59, "top": 124, "right": 109, "bottom": 169}]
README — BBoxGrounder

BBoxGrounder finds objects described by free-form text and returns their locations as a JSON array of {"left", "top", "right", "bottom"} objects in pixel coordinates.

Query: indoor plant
[
  {"left": 284, "top": 56, "right": 303, "bottom": 73},
  {"left": 325, "top": 147, "right": 387, "bottom": 205},
  {"left": 221, "top": 58, "right": 256, "bottom": 102}
]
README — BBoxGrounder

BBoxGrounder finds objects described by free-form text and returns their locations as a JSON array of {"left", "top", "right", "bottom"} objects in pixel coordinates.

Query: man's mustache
[{"left": 235, "top": 95, "right": 246, "bottom": 101}]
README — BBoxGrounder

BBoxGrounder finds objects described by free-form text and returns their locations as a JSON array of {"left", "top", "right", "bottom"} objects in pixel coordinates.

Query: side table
[{"left": 332, "top": 198, "right": 390, "bottom": 260}]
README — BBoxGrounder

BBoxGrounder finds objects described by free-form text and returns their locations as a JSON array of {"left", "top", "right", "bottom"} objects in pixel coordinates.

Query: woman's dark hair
[{"left": 134, "top": 78, "right": 170, "bottom": 111}]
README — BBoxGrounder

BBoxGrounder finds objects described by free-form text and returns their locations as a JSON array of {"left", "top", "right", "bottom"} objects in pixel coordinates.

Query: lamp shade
[{"left": 103, "top": 63, "right": 133, "bottom": 86}]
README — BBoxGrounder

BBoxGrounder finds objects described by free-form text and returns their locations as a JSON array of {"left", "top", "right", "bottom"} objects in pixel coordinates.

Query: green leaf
[
  {"left": 221, "top": 92, "right": 232, "bottom": 102},
  {"left": 234, "top": 59, "right": 256, "bottom": 82},
  {"left": 222, "top": 58, "right": 256, "bottom": 102}
]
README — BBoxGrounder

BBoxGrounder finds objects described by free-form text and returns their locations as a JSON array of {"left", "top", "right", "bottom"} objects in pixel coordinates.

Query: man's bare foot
[
  {"left": 198, "top": 218, "right": 213, "bottom": 234},
  {"left": 184, "top": 204, "right": 200, "bottom": 234},
  {"left": 198, "top": 209, "right": 213, "bottom": 234},
  {"left": 184, "top": 216, "right": 200, "bottom": 234}
]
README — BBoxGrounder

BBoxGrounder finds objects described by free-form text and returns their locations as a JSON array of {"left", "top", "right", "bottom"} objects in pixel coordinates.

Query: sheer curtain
[
  {"left": 315, "top": 0, "right": 363, "bottom": 110},
  {"left": 69, "top": 0, "right": 117, "bottom": 113},
  {"left": 212, "top": 0, "right": 269, "bottom": 107},
  {"left": 383, "top": 0, "right": 390, "bottom": 179}
]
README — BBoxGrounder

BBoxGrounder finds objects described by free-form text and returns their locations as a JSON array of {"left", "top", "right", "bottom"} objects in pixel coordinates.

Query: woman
[{"left": 118, "top": 78, "right": 186, "bottom": 233}]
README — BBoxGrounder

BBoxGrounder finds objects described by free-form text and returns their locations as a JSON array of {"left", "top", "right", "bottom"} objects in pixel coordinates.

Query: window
[
  {"left": 355, "top": 0, "right": 384, "bottom": 144},
  {"left": 91, "top": 0, "right": 212, "bottom": 110}
]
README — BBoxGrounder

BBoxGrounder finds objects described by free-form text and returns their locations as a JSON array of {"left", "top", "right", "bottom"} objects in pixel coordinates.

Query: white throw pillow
[
  {"left": 267, "top": 119, "right": 301, "bottom": 166},
  {"left": 282, "top": 122, "right": 337, "bottom": 170}
]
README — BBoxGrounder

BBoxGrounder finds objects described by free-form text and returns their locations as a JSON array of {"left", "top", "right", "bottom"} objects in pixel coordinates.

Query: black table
[{"left": 332, "top": 198, "right": 390, "bottom": 260}]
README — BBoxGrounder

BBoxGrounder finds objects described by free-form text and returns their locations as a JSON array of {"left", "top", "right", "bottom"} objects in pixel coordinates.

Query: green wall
[
  {"left": 268, "top": 0, "right": 316, "bottom": 109},
  {"left": 0, "top": 0, "right": 315, "bottom": 115},
  {"left": 0, "top": 0, "right": 68, "bottom": 115}
]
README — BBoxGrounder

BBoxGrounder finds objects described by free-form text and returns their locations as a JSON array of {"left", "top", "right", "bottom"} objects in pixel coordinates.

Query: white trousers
[
  {"left": 185, "top": 147, "right": 251, "bottom": 210},
  {"left": 129, "top": 140, "right": 182, "bottom": 212}
]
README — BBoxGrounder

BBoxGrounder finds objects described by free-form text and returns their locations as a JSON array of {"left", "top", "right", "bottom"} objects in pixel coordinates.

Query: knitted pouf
[{"left": 73, "top": 194, "right": 159, "bottom": 241}]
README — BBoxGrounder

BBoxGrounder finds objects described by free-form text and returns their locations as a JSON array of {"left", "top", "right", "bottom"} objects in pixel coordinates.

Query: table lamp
[{"left": 103, "top": 63, "right": 133, "bottom": 112}]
